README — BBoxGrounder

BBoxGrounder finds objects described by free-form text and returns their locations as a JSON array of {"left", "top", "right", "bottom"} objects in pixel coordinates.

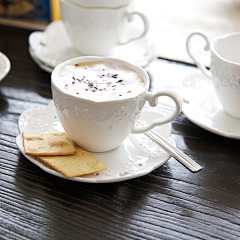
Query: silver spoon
[{"left": 138, "top": 121, "right": 202, "bottom": 172}]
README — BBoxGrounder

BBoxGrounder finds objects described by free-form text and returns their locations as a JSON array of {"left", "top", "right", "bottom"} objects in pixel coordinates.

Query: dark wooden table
[{"left": 1, "top": 24, "right": 240, "bottom": 240}]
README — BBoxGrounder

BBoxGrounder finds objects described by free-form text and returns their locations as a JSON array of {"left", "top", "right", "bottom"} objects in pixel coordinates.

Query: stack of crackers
[{"left": 22, "top": 132, "right": 107, "bottom": 178}]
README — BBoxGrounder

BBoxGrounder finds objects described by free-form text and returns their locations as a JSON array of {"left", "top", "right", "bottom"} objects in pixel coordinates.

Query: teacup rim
[
  {"left": 51, "top": 56, "right": 149, "bottom": 103},
  {"left": 211, "top": 32, "right": 240, "bottom": 66},
  {"left": 60, "top": 0, "right": 131, "bottom": 10}
]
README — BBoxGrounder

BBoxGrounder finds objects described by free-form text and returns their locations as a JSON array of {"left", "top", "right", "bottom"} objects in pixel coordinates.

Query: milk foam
[{"left": 56, "top": 61, "right": 145, "bottom": 101}]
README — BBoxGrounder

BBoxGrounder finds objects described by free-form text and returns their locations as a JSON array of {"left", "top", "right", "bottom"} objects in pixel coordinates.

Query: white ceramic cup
[
  {"left": 60, "top": 0, "right": 149, "bottom": 56},
  {"left": 186, "top": 31, "right": 240, "bottom": 119},
  {"left": 51, "top": 56, "right": 182, "bottom": 152}
]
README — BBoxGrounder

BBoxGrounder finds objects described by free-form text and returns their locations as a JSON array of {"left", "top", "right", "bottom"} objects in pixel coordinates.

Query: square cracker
[
  {"left": 23, "top": 132, "right": 76, "bottom": 156},
  {"left": 37, "top": 147, "right": 107, "bottom": 178}
]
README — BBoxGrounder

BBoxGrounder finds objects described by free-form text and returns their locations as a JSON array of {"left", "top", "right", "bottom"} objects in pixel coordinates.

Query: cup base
[
  {"left": 73, "top": 45, "right": 113, "bottom": 57},
  {"left": 224, "top": 109, "right": 240, "bottom": 120},
  {"left": 87, "top": 144, "right": 121, "bottom": 154}
]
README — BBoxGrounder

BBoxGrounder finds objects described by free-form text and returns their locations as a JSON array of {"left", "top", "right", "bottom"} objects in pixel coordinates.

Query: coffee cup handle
[
  {"left": 131, "top": 89, "right": 182, "bottom": 134},
  {"left": 118, "top": 11, "right": 149, "bottom": 45},
  {"left": 186, "top": 31, "right": 212, "bottom": 78}
]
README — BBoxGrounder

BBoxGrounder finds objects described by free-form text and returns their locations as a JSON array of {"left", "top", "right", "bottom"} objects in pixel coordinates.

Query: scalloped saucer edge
[
  {"left": 16, "top": 101, "right": 174, "bottom": 183},
  {"left": 176, "top": 73, "right": 240, "bottom": 139}
]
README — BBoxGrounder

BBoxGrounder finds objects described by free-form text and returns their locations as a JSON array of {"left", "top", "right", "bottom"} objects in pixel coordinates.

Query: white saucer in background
[
  {"left": 29, "top": 47, "right": 53, "bottom": 73},
  {"left": 176, "top": 73, "right": 240, "bottom": 139},
  {"left": 16, "top": 101, "right": 174, "bottom": 183},
  {"left": 29, "top": 20, "right": 156, "bottom": 72},
  {"left": 0, "top": 52, "right": 11, "bottom": 82}
]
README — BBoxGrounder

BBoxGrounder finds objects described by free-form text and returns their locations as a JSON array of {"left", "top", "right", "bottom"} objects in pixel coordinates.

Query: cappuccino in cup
[
  {"left": 56, "top": 61, "right": 146, "bottom": 101},
  {"left": 51, "top": 56, "right": 182, "bottom": 152}
]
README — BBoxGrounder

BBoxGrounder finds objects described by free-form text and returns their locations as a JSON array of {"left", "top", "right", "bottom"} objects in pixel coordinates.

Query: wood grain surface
[{"left": 0, "top": 25, "right": 240, "bottom": 240}]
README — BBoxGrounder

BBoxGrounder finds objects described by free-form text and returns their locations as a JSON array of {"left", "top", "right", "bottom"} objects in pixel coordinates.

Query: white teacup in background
[
  {"left": 186, "top": 31, "right": 240, "bottom": 119},
  {"left": 60, "top": 0, "right": 149, "bottom": 56},
  {"left": 51, "top": 56, "right": 182, "bottom": 152}
]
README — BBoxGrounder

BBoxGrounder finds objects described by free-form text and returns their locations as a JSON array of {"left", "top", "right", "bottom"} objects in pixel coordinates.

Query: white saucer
[
  {"left": 29, "top": 47, "right": 53, "bottom": 73},
  {"left": 16, "top": 101, "right": 174, "bottom": 183},
  {"left": 0, "top": 52, "right": 11, "bottom": 82},
  {"left": 29, "top": 20, "right": 156, "bottom": 72},
  {"left": 176, "top": 73, "right": 240, "bottom": 139}
]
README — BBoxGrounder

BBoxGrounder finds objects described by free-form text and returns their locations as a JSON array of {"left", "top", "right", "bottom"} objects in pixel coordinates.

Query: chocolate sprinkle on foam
[{"left": 56, "top": 61, "right": 145, "bottom": 101}]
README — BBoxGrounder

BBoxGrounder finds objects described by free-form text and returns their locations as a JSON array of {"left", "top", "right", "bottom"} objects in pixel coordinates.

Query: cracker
[
  {"left": 23, "top": 132, "right": 76, "bottom": 156},
  {"left": 37, "top": 147, "right": 107, "bottom": 178}
]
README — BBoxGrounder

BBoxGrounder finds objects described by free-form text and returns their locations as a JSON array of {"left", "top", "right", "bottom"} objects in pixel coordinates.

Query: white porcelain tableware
[
  {"left": 16, "top": 100, "right": 175, "bottom": 183},
  {"left": 60, "top": 0, "right": 149, "bottom": 56},
  {"left": 0, "top": 52, "right": 11, "bottom": 82},
  {"left": 51, "top": 56, "right": 182, "bottom": 152},
  {"left": 187, "top": 31, "right": 240, "bottom": 119},
  {"left": 176, "top": 73, "right": 240, "bottom": 139},
  {"left": 28, "top": 20, "right": 155, "bottom": 70},
  {"left": 29, "top": 47, "right": 53, "bottom": 73}
]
